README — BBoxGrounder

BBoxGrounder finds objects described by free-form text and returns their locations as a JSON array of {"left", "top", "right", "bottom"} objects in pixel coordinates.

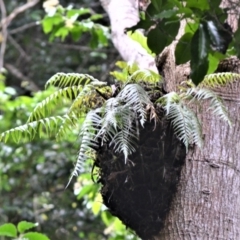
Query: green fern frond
[
  {"left": 56, "top": 113, "right": 80, "bottom": 140},
  {"left": 186, "top": 87, "right": 231, "bottom": 125},
  {"left": 28, "top": 86, "right": 82, "bottom": 122},
  {"left": 118, "top": 84, "right": 155, "bottom": 126},
  {"left": 129, "top": 69, "right": 161, "bottom": 84},
  {"left": 200, "top": 72, "right": 240, "bottom": 87},
  {"left": 0, "top": 116, "right": 64, "bottom": 143},
  {"left": 45, "top": 73, "right": 100, "bottom": 88}
]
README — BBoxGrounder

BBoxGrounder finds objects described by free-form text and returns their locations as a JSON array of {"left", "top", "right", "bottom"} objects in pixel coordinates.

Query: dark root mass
[{"left": 96, "top": 110, "right": 186, "bottom": 239}]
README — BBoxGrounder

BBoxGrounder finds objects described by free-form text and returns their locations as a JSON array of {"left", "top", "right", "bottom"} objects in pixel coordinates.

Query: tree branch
[
  {"left": 99, "top": 0, "right": 158, "bottom": 72},
  {"left": 0, "top": 0, "right": 40, "bottom": 28},
  {"left": 0, "top": 0, "right": 7, "bottom": 70},
  {"left": 5, "top": 63, "right": 39, "bottom": 92},
  {"left": 0, "top": 0, "right": 40, "bottom": 70}
]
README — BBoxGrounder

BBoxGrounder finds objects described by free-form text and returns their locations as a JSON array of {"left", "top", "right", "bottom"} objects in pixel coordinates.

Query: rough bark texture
[
  {"left": 155, "top": 82, "right": 240, "bottom": 239},
  {"left": 99, "top": 0, "right": 240, "bottom": 239}
]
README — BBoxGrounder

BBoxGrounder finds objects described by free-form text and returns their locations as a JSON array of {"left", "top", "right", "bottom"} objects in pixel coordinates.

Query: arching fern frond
[
  {"left": 167, "top": 103, "right": 202, "bottom": 150},
  {"left": 68, "top": 110, "right": 102, "bottom": 186},
  {"left": 110, "top": 106, "right": 138, "bottom": 162},
  {"left": 186, "top": 87, "right": 231, "bottom": 125},
  {"left": 129, "top": 69, "right": 161, "bottom": 84},
  {"left": 45, "top": 73, "right": 101, "bottom": 88},
  {"left": 0, "top": 116, "right": 64, "bottom": 143},
  {"left": 200, "top": 72, "right": 240, "bottom": 87},
  {"left": 56, "top": 113, "right": 80, "bottom": 140},
  {"left": 28, "top": 86, "right": 82, "bottom": 122},
  {"left": 156, "top": 92, "right": 180, "bottom": 115},
  {"left": 118, "top": 84, "right": 155, "bottom": 126},
  {"left": 158, "top": 92, "right": 203, "bottom": 149}
]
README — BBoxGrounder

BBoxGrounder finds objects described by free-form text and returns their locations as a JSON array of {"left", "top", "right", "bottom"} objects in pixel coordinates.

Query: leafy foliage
[
  {"left": 110, "top": 61, "right": 161, "bottom": 83},
  {"left": 0, "top": 221, "right": 49, "bottom": 240},
  {"left": 1, "top": 69, "right": 235, "bottom": 186},
  {"left": 42, "top": 2, "right": 109, "bottom": 46},
  {"left": 129, "top": 0, "right": 240, "bottom": 84}
]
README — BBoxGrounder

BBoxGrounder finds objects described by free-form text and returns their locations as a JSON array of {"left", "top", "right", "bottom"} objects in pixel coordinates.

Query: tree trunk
[
  {"left": 155, "top": 81, "right": 240, "bottom": 239},
  {"left": 99, "top": 0, "right": 240, "bottom": 239}
]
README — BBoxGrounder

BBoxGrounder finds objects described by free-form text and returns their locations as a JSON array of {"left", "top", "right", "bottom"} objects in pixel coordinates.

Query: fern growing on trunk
[{"left": 0, "top": 69, "right": 237, "bottom": 184}]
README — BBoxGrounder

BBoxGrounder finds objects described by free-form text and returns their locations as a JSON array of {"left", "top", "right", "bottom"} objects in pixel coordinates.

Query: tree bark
[
  {"left": 155, "top": 82, "right": 240, "bottom": 239},
  {"left": 100, "top": 0, "right": 240, "bottom": 239}
]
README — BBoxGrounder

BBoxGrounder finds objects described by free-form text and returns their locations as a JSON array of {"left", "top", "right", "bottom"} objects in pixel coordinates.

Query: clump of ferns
[{"left": 0, "top": 70, "right": 238, "bottom": 184}]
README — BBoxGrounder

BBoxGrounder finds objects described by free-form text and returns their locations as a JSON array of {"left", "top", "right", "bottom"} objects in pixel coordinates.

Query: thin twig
[
  {"left": 8, "top": 34, "right": 31, "bottom": 61},
  {"left": 0, "top": 0, "right": 7, "bottom": 70},
  {"left": 9, "top": 21, "right": 39, "bottom": 35},
  {"left": 0, "top": 0, "right": 40, "bottom": 28},
  {"left": 51, "top": 42, "right": 116, "bottom": 53},
  {"left": 5, "top": 63, "right": 39, "bottom": 92}
]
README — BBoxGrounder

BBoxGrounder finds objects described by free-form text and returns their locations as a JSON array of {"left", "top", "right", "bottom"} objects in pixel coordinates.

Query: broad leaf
[
  {"left": 190, "top": 58, "right": 209, "bottom": 85},
  {"left": 175, "top": 32, "right": 193, "bottom": 64},
  {"left": 23, "top": 232, "right": 50, "bottom": 240},
  {"left": 0, "top": 223, "right": 17, "bottom": 237},
  {"left": 151, "top": 0, "right": 162, "bottom": 12},
  {"left": 190, "top": 24, "right": 210, "bottom": 84},
  {"left": 147, "top": 20, "right": 180, "bottom": 55},
  {"left": 17, "top": 221, "right": 38, "bottom": 234}
]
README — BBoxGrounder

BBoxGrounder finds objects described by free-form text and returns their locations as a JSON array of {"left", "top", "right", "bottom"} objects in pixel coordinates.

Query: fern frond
[
  {"left": 28, "top": 86, "right": 82, "bottom": 122},
  {"left": 156, "top": 92, "right": 181, "bottom": 115},
  {"left": 45, "top": 73, "right": 101, "bottom": 88},
  {"left": 56, "top": 113, "right": 80, "bottom": 140},
  {"left": 68, "top": 110, "right": 102, "bottom": 185},
  {"left": 0, "top": 116, "right": 64, "bottom": 143},
  {"left": 200, "top": 72, "right": 240, "bottom": 87},
  {"left": 109, "top": 105, "right": 138, "bottom": 162},
  {"left": 118, "top": 84, "right": 155, "bottom": 126},
  {"left": 186, "top": 87, "right": 231, "bottom": 125},
  {"left": 167, "top": 103, "right": 192, "bottom": 149},
  {"left": 96, "top": 98, "right": 119, "bottom": 144},
  {"left": 130, "top": 69, "right": 161, "bottom": 84}
]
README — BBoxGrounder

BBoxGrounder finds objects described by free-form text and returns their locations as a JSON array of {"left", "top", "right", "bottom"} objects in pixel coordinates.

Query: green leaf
[
  {"left": 186, "top": 0, "right": 209, "bottom": 11},
  {"left": 154, "top": 9, "right": 177, "bottom": 19},
  {"left": 190, "top": 24, "right": 210, "bottom": 84},
  {"left": 0, "top": 223, "right": 17, "bottom": 237},
  {"left": 128, "top": 31, "right": 154, "bottom": 55},
  {"left": 23, "top": 232, "right": 50, "bottom": 240},
  {"left": 209, "top": 0, "right": 222, "bottom": 10},
  {"left": 17, "top": 221, "right": 38, "bottom": 234},
  {"left": 146, "top": 3, "right": 160, "bottom": 16},
  {"left": 42, "top": 15, "right": 63, "bottom": 34},
  {"left": 151, "top": 0, "right": 162, "bottom": 12},
  {"left": 55, "top": 27, "right": 69, "bottom": 41},
  {"left": 190, "top": 58, "right": 209, "bottom": 85},
  {"left": 175, "top": 32, "right": 193, "bottom": 64},
  {"left": 147, "top": 20, "right": 180, "bottom": 54},
  {"left": 196, "top": 24, "right": 209, "bottom": 60},
  {"left": 207, "top": 52, "right": 224, "bottom": 74},
  {"left": 147, "top": 27, "right": 166, "bottom": 54}
]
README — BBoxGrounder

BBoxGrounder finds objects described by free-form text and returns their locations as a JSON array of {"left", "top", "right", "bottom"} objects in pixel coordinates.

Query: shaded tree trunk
[
  {"left": 99, "top": 0, "right": 240, "bottom": 239},
  {"left": 155, "top": 81, "right": 240, "bottom": 239}
]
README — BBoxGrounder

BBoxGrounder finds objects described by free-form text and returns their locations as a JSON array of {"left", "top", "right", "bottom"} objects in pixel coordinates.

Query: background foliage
[{"left": 0, "top": 0, "right": 137, "bottom": 239}]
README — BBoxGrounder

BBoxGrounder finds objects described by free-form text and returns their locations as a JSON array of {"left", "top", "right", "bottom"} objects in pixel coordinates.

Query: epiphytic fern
[
  {"left": 200, "top": 72, "right": 240, "bottom": 87},
  {"left": 0, "top": 69, "right": 237, "bottom": 183},
  {"left": 157, "top": 93, "right": 203, "bottom": 149},
  {"left": 186, "top": 87, "right": 231, "bottom": 125}
]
